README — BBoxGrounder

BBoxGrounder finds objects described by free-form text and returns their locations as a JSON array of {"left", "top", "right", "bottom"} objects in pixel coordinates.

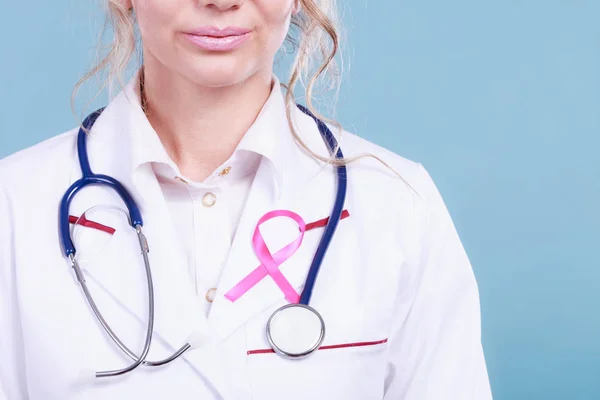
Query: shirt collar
[{"left": 122, "top": 69, "right": 292, "bottom": 198}]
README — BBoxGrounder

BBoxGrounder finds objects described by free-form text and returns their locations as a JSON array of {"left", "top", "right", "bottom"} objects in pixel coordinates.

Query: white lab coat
[{"left": 0, "top": 80, "right": 492, "bottom": 399}]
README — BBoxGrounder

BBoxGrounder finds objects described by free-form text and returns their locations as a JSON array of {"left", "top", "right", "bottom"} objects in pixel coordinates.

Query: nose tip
[{"left": 201, "top": 0, "right": 242, "bottom": 11}]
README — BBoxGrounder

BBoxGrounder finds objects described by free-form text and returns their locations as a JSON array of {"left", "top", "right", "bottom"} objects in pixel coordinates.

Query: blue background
[{"left": 1, "top": 1, "right": 599, "bottom": 398}]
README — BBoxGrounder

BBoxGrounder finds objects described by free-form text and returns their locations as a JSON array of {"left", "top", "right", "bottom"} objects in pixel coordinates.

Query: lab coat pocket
[{"left": 245, "top": 310, "right": 389, "bottom": 400}]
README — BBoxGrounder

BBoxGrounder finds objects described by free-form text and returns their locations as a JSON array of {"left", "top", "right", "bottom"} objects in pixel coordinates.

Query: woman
[{"left": 0, "top": 0, "right": 492, "bottom": 399}]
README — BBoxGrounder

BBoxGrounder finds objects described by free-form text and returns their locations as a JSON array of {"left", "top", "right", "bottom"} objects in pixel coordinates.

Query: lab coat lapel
[
  {"left": 130, "top": 164, "right": 207, "bottom": 348},
  {"left": 207, "top": 158, "right": 281, "bottom": 341},
  {"left": 208, "top": 105, "right": 343, "bottom": 342}
]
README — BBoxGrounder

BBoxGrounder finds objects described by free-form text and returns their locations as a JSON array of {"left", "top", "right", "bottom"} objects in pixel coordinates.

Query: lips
[
  {"left": 187, "top": 26, "right": 251, "bottom": 37},
  {"left": 183, "top": 26, "right": 252, "bottom": 51}
]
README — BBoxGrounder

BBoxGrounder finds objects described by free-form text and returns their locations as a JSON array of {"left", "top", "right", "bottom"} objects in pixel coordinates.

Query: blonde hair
[{"left": 72, "top": 0, "right": 404, "bottom": 176}]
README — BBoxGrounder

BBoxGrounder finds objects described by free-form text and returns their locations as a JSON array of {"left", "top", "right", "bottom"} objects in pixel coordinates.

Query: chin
[{"left": 183, "top": 60, "right": 260, "bottom": 88}]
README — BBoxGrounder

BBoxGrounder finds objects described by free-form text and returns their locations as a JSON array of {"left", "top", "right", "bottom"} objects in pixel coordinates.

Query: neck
[{"left": 140, "top": 58, "right": 274, "bottom": 182}]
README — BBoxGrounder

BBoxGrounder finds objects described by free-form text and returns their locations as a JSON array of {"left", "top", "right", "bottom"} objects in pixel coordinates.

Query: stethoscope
[{"left": 59, "top": 104, "right": 347, "bottom": 380}]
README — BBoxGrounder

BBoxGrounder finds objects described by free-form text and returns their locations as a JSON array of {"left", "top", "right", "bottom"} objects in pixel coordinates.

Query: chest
[
  {"left": 11, "top": 176, "right": 415, "bottom": 400},
  {"left": 157, "top": 175, "right": 253, "bottom": 305}
]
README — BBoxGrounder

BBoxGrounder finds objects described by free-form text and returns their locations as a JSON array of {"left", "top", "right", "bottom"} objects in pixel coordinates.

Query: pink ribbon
[{"left": 224, "top": 210, "right": 306, "bottom": 304}]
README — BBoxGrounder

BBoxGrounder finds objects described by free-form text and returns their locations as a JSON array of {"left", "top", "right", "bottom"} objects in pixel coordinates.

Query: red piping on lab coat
[
  {"left": 68, "top": 209, "right": 350, "bottom": 236},
  {"left": 247, "top": 338, "right": 388, "bottom": 355},
  {"left": 305, "top": 209, "right": 350, "bottom": 230}
]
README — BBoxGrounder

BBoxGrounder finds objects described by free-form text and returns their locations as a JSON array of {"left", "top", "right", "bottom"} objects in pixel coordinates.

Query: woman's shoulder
[
  {"left": 0, "top": 128, "right": 78, "bottom": 194},
  {"left": 337, "top": 128, "right": 439, "bottom": 203}
]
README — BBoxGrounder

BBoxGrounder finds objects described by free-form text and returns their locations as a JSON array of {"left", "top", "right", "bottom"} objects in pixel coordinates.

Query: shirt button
[
  {"left": 219, "top": 166, "right": 232, "bottom": 176},
  {"left": 202, "top": 192, "right": 217, "bottom": 207},
  {"left": 205, "top": 288, "right": 217, "bottom": 303}
]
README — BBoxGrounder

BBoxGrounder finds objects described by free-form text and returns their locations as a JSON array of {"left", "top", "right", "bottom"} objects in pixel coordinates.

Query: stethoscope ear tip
[
  {"left": 75, "top": 368, "right": 97, "bottom": 386},
  {"left": 186, "top": 330, "right": 209, "bottom": 350}
]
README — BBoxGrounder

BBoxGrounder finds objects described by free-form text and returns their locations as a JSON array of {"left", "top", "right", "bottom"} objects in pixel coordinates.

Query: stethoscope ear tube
[
  {"left": 295, "top": 105, "right": 348, "bottom": 306},
  {"left": 76, "top": 108, "right": 105, "bottom": 178},
  {"left": 75, "top": 225, "right": 154, "bottom": 378}
]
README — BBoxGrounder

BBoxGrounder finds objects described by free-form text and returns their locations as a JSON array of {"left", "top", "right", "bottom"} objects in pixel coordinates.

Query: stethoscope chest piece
[{"left": 266, "top": 303, "right": 325, "bottom": 359}]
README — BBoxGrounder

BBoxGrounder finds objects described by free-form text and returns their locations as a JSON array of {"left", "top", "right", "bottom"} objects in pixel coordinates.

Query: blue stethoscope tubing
[
  {"left": 59, "top": 104, "right": 347, "bottom": 378},
  {"left": 59, "top": 108, "right": 143, "bottom": 258},
  {"left": 296, "top": 104, "right": 347, "bottom": 306}
]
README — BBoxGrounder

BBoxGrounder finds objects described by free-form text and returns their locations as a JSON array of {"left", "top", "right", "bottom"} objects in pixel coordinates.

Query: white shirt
[
  {"left": 153, "top": 164, "right": 256, "bottom": 312},
  {"left": 128, "top": 76, "right": 287, "bottom": 314}
]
